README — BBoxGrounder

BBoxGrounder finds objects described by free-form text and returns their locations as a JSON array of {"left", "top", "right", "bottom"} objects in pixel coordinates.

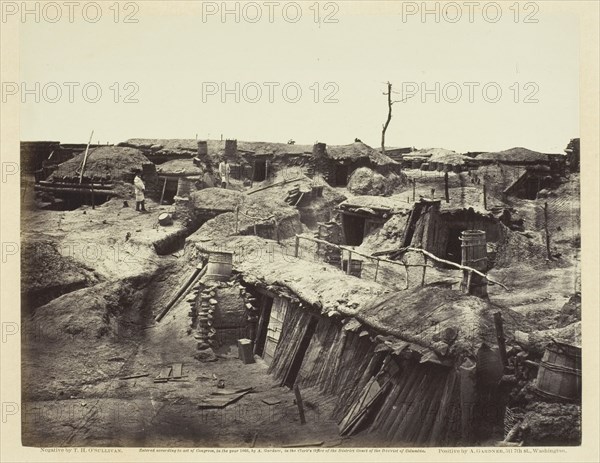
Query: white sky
[{"left": 17, "top": 1, "right": 579, "bottom": 153}]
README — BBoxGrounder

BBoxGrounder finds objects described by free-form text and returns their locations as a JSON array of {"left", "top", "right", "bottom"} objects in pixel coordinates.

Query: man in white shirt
[
  {"left": 218, "top": 158, "right": 231, "bottom": 189},
  {"left": 133, "top": 170, "right": 147, "bottom": 212}
]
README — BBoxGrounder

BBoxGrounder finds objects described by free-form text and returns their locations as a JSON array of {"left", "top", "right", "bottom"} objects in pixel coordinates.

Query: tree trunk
[{"left": 381, "top": 82, "right": 392, "bottom": 155}]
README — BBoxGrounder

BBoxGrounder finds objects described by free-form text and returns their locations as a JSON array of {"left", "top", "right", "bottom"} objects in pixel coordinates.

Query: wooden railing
[{"left": 293, "top": 234, "right": 509, "bottom": 291}]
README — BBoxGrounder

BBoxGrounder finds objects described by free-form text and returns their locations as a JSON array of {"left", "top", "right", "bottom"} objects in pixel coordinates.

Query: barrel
[
  {"left": 453, "top": 164, "right": 462, "bottom": 174},
  {"left": 412, "top": 159, "right": 422, "bottom": 169},
  {"left": 420, "top": 162, "right": 429, "bottom": 171},
  {"left": 158, "top": 212, "right": 173, "bottom": 226},
  {"left": 535, "top": 341, "right": 581, "bottom": 402},
  {"left": 205, "top": 251, "right": 234, "bottom": 281},
  {"left": 437, "top": 162, "right": 445, "bottom": 172},
  {"left": 429, "top": 161, "right": 438, "bottom": 171},
  {"left": 460, "top": 230, "right": 488, "bottom": 297}
]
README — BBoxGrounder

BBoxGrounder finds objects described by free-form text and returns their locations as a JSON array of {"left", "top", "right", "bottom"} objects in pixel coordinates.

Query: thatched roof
[
  {"left": 50, "top": 146, "right": 150, "bottom": 181},
  {"left": 476, "top": 147, "right": 559, "bottom": 163}
]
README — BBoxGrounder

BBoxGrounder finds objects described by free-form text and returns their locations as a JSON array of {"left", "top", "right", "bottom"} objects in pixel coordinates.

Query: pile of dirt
[
  {"left": 50, "top": 146, "right": 151, "bottom": 182},
  {"left": 358, "top": 213, "right": 410, "bottom": 254},
  {"left": 156, "top": 159, "right": 204, "bottom": 176},
  {"left": 476, "top": 147, "right": 559, "bottom": 163},
  {"left": 21, "top": 240, "right": 100, "bottom": 309},
  {"left": 190, "top": 189, "right": 302, "bottom": 241},
  {"left": 427, "top": 149, "right": 466, "bottom": 165},
  {"left": 556, "top": 293, "right": 581, "bottom": 327},
  {"left": 30, "top": 275, "right": 152, "bottom": 340},
  {"left": 190, "top": 188, "right": 245, "bottom": 212},
  {"left": 347, "top": 167, "right": 406, "bottom": 196},
  {"left": 522, "top": 402, "right": 581, "bottom": 445}
]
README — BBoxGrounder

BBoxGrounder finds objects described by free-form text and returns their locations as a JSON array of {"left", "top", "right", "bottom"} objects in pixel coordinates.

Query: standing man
[
  {"left": 218, "top": 157, "right": 231, "bottom": 189},
  {"left": 133, "top": 169, "right": 147, "bottom": 212}
]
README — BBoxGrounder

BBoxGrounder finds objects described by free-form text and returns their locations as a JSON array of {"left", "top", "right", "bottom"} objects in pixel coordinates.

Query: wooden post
[
  {"left": 412, "top": 179, "right": 416, "bottom": 201},
  {"left": 235, "top": 205, "right": 240, "bottom": 234},
  {"left": 159, "top": 177, "right": 167, "bottom": 205},
  {"left": 90, "top": 182, "right": 95, "bottom": 209},
  {"left": 79, "top": 130, "right": 94, "bottom": 184},
  {"left": 493, "top": 311, "right": 508, "bottom": 367},
  {"left": 374, "top": 259, "right": 380, "bottom": 283},
  {"left": 346, "top": 251, "right": 352, "bottom": 275},
  {"left": 483, "top": 183, "right": 487, "bottom": 210},
  {"left": 421, "top": 256, "right": 427, "bottom": 287},
  {"left": 444, "top": 171, "right": 449, "bottom": 203},
  {"left": 293, "top": 384, "right": 306, "bottom": 425},
  {"left": 294, "top": 235, "right": 300, "bottom": 258},
  {"left": 430, "top": 188, "right": 435, "bottom": 199},
  {"left": 544, "top": 202, "right": 552, "bottom": 260}
]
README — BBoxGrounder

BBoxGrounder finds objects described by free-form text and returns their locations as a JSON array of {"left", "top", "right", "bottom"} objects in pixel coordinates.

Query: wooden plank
[
  {"left": 261, "top": 397, "right": 282, "bottom": 406},
  {"left": 197, "top": 390, "right": 252, "bottom": 409},
  {"left": 172, "top": 363, "right": 183, "bottom": 379},
  {"left": 211, "top": 387, "right": 254, "bottom": 396},
  {"left": 119, "top": 373, "right": 149, "bottom": 380},
  {"left": 293, "top": 384, "right": 306, "bottom": 424},
  {"left": 154, "top": 366, "right": 174, "bottom": 383}
]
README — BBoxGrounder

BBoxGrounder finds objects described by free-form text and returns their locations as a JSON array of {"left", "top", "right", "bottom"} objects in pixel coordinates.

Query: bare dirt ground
[{"left": 20, "top": 168, "right": 580, "bottom": 447}]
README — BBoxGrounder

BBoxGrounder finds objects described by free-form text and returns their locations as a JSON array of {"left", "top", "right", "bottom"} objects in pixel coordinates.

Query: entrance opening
[
  {"left": 254, "top": 294, "right": 274, "bottom": 357},
  {"left": 342, "top": 213, "right": 366, "bottom": 246},
  {"left": 160, "top": 178, "right": 178, "bottom": 204},
  {"left": 283, "top": 316, "right": 318, "bottom": 388},
  {"left": 445, "top": 228, "right": 463, "bottom": 264},
  {"left": 253, "top": 159, "right": 267, "bottom": 182},
  {"left": 334, "top": 164, "right": 349, "bottom": 186}
]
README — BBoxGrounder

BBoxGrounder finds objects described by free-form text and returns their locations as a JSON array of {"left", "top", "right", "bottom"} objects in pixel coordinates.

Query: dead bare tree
[{"left": 381, "top": 81, "right": 414, "bottom": 155}]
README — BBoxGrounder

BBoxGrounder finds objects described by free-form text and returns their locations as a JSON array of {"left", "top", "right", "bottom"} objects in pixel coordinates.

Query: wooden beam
[
  {"left": 406, "top": 247, "right": 509, "bottom": 290},
  {"left": 293, "top": 384, "right": 306, "bottom": 424}
]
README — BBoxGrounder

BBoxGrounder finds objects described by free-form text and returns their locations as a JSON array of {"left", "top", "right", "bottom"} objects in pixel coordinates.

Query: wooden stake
[
  {"left": 444, "top": 171, "right": 449, "bottom": 203},
  {"left": 544, "top": 202, "right": 552, "bottom": 260},
  {"left": 412, "top": 179, "right": 416, "bottom": 201},
  {"left": 294, "top": 235, "right": 300, "bottom": 258},
  {"left": 374, "top": 259, "right": 380, "bottom": 282},
  {"left": 346, "top": 251, "right": 352, "bottom": 275},
  {"left": 483, "top": 183, "right": 487, "bottom": 210},
  {"left": 421, "top": 256, "right": 427, "bottom": 287},
  {"left": 293, "top": 384, "right": 306, "bottom": 424},
  {"left": 79, "top": 130, "right": 94, "bottom": 184},
  {"left": 159, "top": 177, "right": 167, "bottom": 205},
  {"left": 493, "top": 311, "right": 508, "bottom": 367},
  {"left": 90, "top": 182, "right": 95, "bottom": 209}
]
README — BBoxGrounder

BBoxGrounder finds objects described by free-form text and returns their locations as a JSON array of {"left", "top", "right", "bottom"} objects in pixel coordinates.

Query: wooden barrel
[
  {"left": 205, "top": 251, "right": 234, "bottom": 281},
  {"left": 158, "top": 212, "right": 173, "bottom": 226},
  {"left": 460, "top": 230, "right": 488, "bottom": 297},
  {"left": 535, "top": 341, "right": 581, "bottom": 401},
  {"left": 412, "top": 159, "right": 422, "bottom": 169},
  {"left": 420, "top": 162, "right": 429, "bottom": 171},
  {"left": 453, "top": 164, "right": 462, "bottom": 173},
  {"left": 429, "top": 161, "right": 438, "bottom": 171}
]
